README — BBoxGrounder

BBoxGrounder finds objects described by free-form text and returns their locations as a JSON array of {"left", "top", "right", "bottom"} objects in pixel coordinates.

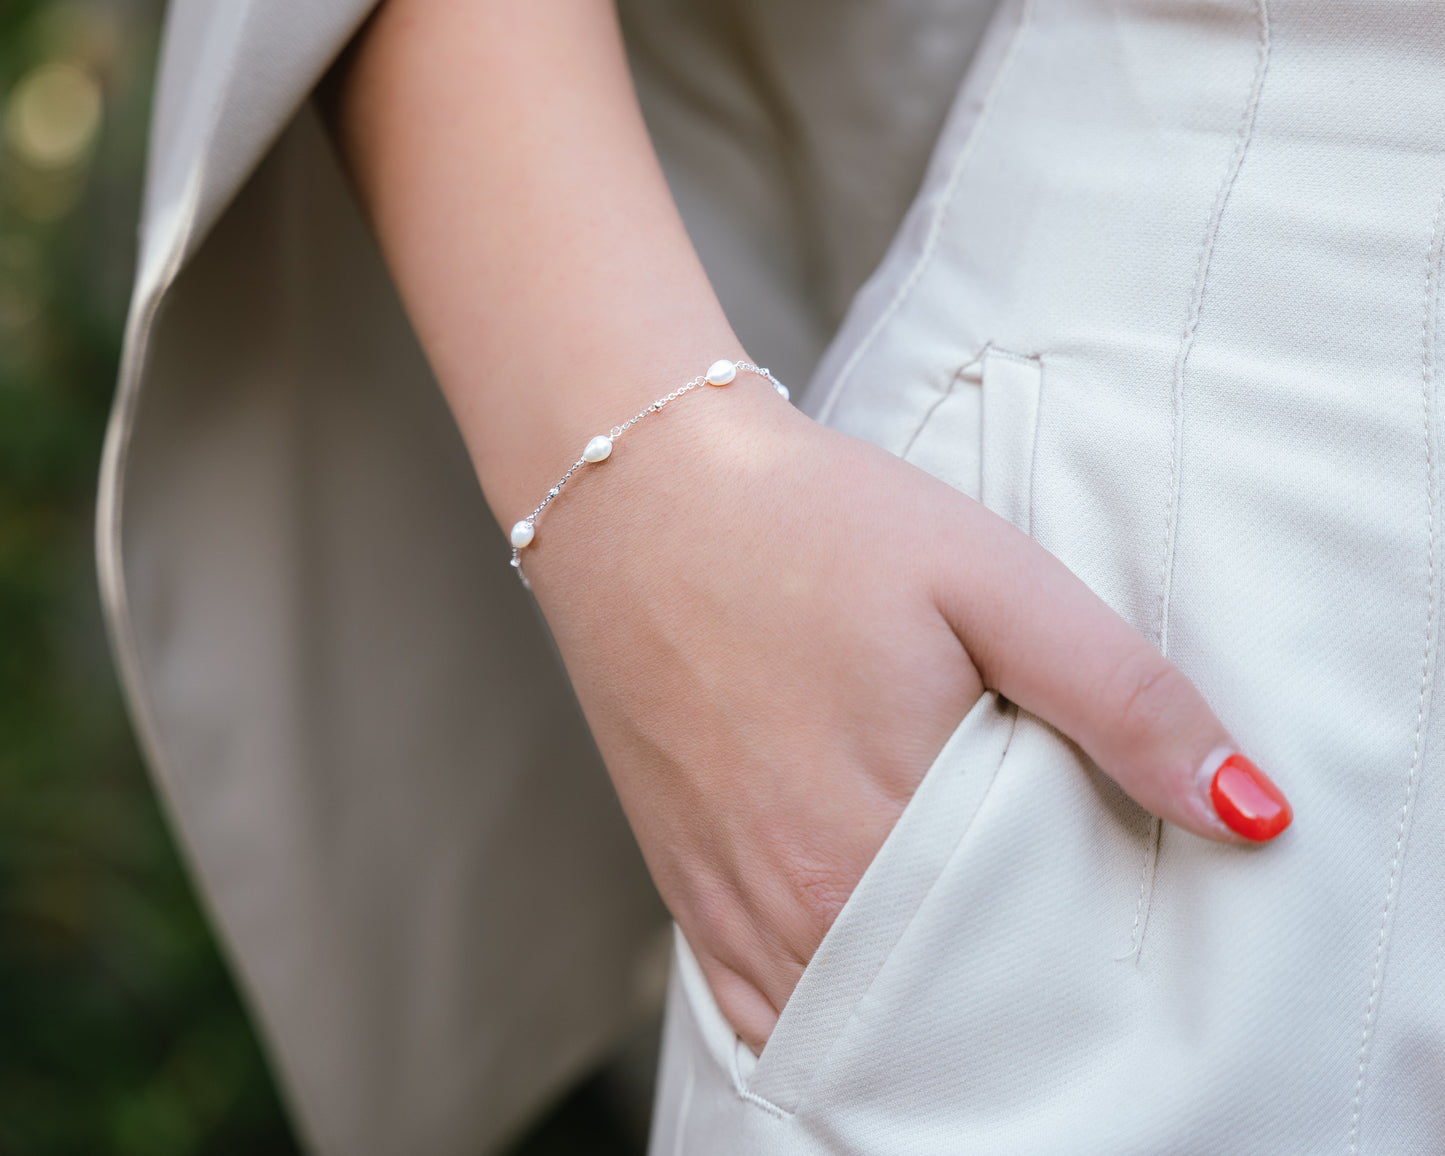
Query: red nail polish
[{"left": 1210, "top": 754, "right": 1292, "bottom": 842}]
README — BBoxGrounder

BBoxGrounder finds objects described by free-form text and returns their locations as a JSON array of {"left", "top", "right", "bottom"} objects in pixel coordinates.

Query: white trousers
[{"left": 651, "top": 1, "right": 1445, "bottom": 1151}]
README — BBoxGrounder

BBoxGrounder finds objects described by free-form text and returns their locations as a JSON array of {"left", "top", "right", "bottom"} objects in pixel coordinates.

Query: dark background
[{"left": 0, "top": 2, "right": 649, "bottom": 1152}]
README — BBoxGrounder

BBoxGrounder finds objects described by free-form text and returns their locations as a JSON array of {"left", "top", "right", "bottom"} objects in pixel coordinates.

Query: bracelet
[{"left": 508, "top": 358, "right": 789, "bottom": 586}]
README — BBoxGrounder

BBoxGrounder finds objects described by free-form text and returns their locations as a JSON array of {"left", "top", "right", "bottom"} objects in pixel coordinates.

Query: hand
[
  {"left": 522, "top": 373, "right": 1292, "bottom": 1053},
  {"left": 330, "top": 0, "right": 1289, "bottom": 1053}
]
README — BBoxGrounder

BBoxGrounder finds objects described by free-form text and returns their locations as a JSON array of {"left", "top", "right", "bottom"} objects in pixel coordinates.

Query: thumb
[{"left": 932, "top": 502, "right": 1291, "bottom": 844}]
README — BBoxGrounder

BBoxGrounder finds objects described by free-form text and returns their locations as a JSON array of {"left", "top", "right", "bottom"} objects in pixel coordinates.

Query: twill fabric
[{"left": 654, "top": 1, "right": 1445, "bottom": 1152}]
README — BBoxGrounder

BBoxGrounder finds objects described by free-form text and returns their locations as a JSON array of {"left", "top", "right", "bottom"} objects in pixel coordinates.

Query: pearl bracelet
[{"left": 508, "top": 358, "right": 789, "bottom": 586}]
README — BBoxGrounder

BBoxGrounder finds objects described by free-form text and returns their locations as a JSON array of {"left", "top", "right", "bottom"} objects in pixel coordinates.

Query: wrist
[
  {"left": 509, "top": 360, "right": 804, "bottom": 593},
  {"left": 470, "top": 338, "right": 749, "bottom": 515}
]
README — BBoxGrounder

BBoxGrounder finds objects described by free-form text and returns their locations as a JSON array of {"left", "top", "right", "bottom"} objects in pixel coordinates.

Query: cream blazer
[{"left": 98, "top": 3, "right": 1001, "bottom": 1153}]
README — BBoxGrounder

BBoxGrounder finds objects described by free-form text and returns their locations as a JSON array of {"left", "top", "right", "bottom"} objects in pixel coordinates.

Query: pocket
[
  {"left": 725, "top": 691, "right": 1020, "bottom": 1114},
  {"left": 902, "top": 345, "right": 1043, "bottom": 535},
  {"left": 668, "top": 697, "right": 1020, "bottom": 1117},
  {"left": 682, "top": 345, "right": 1045, "bottom": 1115}
]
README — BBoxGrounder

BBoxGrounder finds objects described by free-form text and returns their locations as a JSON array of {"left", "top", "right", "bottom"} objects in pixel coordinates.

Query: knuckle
[
  {"left": 1104, "top": 647, "right": 1189, "bottom": 748},
  {"left": 778, "top": 851, "right": 858, "bottom": 942},
  {"left": 793, "top": 870, "right": 855, "bottom": 930}
]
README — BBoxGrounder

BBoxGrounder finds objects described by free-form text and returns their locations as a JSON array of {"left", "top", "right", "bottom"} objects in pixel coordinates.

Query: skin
[{"left": 331, "top": 0, "right": 1286, "bottom": 1052}]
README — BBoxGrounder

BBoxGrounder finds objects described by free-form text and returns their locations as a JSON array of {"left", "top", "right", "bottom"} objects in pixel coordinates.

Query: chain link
[{"left": 510, "top": 361, "right": 785, "bottom": 586}]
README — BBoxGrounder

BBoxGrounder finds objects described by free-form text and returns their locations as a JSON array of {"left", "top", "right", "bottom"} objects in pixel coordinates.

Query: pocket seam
[
  {"left": 899, "top": 344, "right": 988, "bottom": 462},
  {"left": 728, "top": 1044, "right": 787, "bottom": 1119},
  {"left": 978, "top": 346, "right": 1043, "bottom": 536}
]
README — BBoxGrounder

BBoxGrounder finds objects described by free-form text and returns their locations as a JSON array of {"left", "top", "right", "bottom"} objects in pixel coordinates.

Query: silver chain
[{"left": 509, "top": 360, "right": 786, "bottom": 587}]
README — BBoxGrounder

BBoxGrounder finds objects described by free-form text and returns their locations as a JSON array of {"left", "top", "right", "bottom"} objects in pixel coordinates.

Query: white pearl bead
[
  {"left": 510, "top": 520, "right": 535, "bottom": 548},
  {"left": 583, "top": 435, "right": 613, "bottom": 463},
  {"left": 706, "top": 359, "right": 737, "bottom": 385},
  {"left": 774, "top": 381, "right": 791, "bottom": 402}
]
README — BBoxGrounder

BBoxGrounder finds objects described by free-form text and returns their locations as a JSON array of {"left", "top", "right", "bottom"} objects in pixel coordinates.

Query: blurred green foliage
[{"left": 0, "top": 3, "right": 304, "bottom": 1153}]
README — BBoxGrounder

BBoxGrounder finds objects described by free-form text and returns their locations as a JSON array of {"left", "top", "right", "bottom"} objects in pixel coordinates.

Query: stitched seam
[
  {"left": 898, "top": 345, "right": 1037, "bottom": 461},
  {"left": 900, "top": 362, "right": 974, "bottom": 462},
  {"left": 899, "top": 343, "right": 995, "bottom": 461},
  {"left": 813, "top": 0, "right": 1034, "bottom": 426},
  {"left": 1023, "top": 355, "right": 1043, "bottom": 539},
  {"left": 732, "top": 1077, "right": 787, "bottom": 1119},
  {"left": 1344, "top": 182, "right": 1445, "bottom": 1155},
  {"left": 1157, "top": 0, "right": 1271, "bottom": 656},
  {"left": 1122, "top": 0, "right": 1271, "bottom": 963},
  {"left": 1116, "top": 816, "right": 1160, "bottom": 962}
]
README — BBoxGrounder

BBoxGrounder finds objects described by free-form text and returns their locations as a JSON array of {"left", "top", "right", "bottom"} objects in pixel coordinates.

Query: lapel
[
  {"left": 100, "top": 0, "right": 379, "bottom": 736},
  {"left": 135, "top": 0, "right": 376, "bottom": 302}
]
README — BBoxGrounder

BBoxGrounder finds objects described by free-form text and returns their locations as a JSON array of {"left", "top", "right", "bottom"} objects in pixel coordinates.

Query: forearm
[{"left": 331, "top": 0, "right": 746, "bottom": 522}]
